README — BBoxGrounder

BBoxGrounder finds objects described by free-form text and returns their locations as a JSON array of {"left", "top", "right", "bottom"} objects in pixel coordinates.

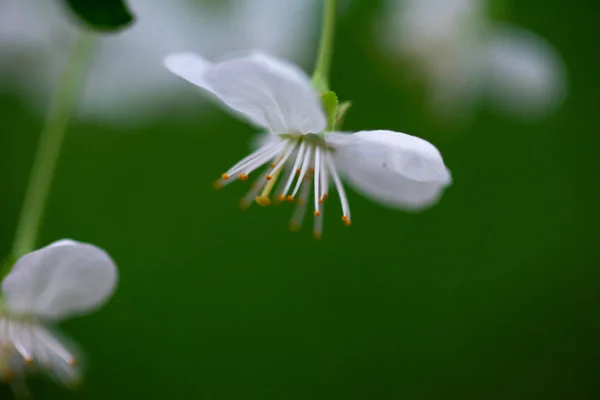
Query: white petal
[
  {"left": 327, "top": 130, "right": 451, "bottom": 210},
  {"left": 482, "top": 24, "right": 567, "bottom": 118},
  {"left": 164, "top": 51, "right": 326, "bottom": 134},
  {"left": 2, "top": 240, "right": 118, "bottom": 321}
]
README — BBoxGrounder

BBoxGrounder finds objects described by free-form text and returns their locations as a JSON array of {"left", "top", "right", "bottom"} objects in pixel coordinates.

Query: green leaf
[
  {"left": 61, "top": 0, "right": 135, "bottom": 32},
  {"left": 321, "top": 91, "right": 338, "bottom": 132},
  {"left": 312, "top": 75, "right": 329, "bottom": 94},
  {"left": 335, "top": 101, "right": 352, "bottom": 130}
]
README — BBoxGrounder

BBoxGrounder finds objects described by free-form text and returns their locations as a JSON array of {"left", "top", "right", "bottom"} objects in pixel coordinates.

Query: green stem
[
  {"left": 10, "top": 32, "right": 96, "bottom": 261},
  {"left": 490, "top": 0, "right": 509, "bottom": 20},
  {"left": 311, "top": 0, "right": 337, "bottom": 92}
]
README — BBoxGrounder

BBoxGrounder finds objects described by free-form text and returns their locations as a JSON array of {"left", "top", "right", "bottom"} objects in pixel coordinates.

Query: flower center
[{"left": 215, "top": 133, "right": 351, "bottom": 238}]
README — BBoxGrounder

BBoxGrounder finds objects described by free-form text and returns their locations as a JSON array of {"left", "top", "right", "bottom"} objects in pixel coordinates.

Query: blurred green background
[{"left": 2, "top": 0, "right": 600, "bottom": 398}]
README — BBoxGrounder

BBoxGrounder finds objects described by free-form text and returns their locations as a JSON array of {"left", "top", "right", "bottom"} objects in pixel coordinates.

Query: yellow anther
[
  {"left": 239, "top": 174, "right": 248, "bottom": 181},
  {"left": 221, "top": 173, "right": 229, "bottom": 180},
  {"left": 255, "top": 196, "right": 271, "bottom": 207}
]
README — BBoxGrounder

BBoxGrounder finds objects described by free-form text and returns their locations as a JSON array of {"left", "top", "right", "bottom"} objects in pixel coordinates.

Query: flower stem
[
  {"left": 10, "top": 32, "right": 96, "bottom": 260},
  {"left": 490, "top": 0, "right": 509, "bottom": 19},
  {"left": 312, "top": 0, "right": 337, "bottom": 93}
]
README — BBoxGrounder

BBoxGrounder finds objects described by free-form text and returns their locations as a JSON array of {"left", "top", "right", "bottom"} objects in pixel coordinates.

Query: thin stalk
[
  {"left": 312, "top": 0, "right": 337, "bottom": 92},
  {"left": 10, "top": 32, "right": 96, "bottom": 261}
]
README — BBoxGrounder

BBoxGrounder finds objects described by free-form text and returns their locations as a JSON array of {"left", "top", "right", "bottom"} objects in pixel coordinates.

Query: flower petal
[
  {"left": 164, "top": 51, "right": 326, "bottom": 134},
  {"left": 2, "top": 240, "right": 118, "bottom": 321},
  {"left": 327, "top": 130, "right": 452, "bottom": 210}
]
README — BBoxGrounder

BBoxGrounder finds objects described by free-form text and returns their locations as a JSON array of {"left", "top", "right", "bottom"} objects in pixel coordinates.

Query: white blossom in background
[
  {"left": 379, "top": 0, "right": 567, "bottom": 121},
  {"left": 0, "top": 240, "right": 117, "bottom": 386},
  {"left": 164, "top": 52, "right": 451, "bottom": 237},
  {"left": 0, "top": 0, "right": 321, "bottom": 126}
]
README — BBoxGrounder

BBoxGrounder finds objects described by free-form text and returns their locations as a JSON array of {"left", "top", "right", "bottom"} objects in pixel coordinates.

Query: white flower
[
  {"left": 164, "top": 52, "right": 451, "bottom": 237},
  {"left": 379, "top": 0, "right": 566, "bottom": 120},
  {"left": 0, "top": 239, "right": 117, "bottom": 385}
]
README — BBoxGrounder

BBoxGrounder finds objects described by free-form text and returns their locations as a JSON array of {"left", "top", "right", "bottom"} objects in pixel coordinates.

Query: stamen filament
[
  {"left": 280, "top": 141, "right": 306, "bottom": 200},
  {"left": 291, "top": 145, "right": 313, "bottom": 198},
  {"left": 238, "top": 142, "right": 287, "bottom": 177},
  {"left": 10, "top": 324, "right": 32, "bottom": 363},
  {"left": 34, "top": 327, "right": 76, "bottom": 365},
  {"left": 313, "top": 146, "right": 321, "bottom": 216},
  {"left": 225, "top": 141, "right": 280, "bottom": 177},
  {"left": 326, "top": 153, "right": 351, "bottom": 224},
  {"left": 216, "top": 143, "right": 284, "bottom": 189},
  {"left": 266, "top": 142, "right": 296, "bottom": 180},
  {"left": 320, "top": 153, "right": 329, "bottom": 202},
  {"left": 240, "top": 171, "right": 270, "bottom": 208},
  {"left": 218, "top": 134, "right": 354, "bottom": 237},
  {"left": 258, "top": 163, "right": 285, "bottom": 205},
  {"left": 314, "top": 206, "right": 324, "bottom": 239},
  {"left": 290, "top": 174, "right": 311, "bottom": 231}
]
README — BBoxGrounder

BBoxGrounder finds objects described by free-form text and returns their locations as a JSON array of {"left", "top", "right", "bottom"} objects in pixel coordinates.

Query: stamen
[
  {"left": 320, "top": 155, "right": 329, "bottom": 202},
  {"left": 216, "top": 142, "right": 285, "bottom": 189},
  {"left": 289, "top": 175, "right": 311, "bottom": 231},
  {"left": 280, "top": 141, "right": 306, "bottom": 199},
  {"left": 314, "top": 207, "right": 324, "bottom": 239},
  {"left": 291, "top": 145, "right": 313, "bottom": 198},
  {"left": 224, "top": 141, "right": 281, "bottom": 177},
  {"left": 31, "top": 334, "right": 52, "bottom": 367},
  {"left": 257, "top": 164, "right": 284, "bottom": 206},
  {"left": 9, "top": 323, "right": 32, "bottom": 364},
  {"left": 238, "top": 142, "right": 287, "bottom": 177},
  {"left": 266, "top": 143, "right": 296, "bottom": 180},
  {"left": 313, "top": 147, "right": 321, "bottom": 216},
  {"left": 34, "top": 327, "right": 76, "bottom": 367},
  {"left": 326, "top": 153, "right": 351, "bottom": 224},
  {"left": 255, "top": 196, "right": 271, "bottom": 206},
  {"left": 240, "top": 171, "right": 270, "bottom": 209},
  {"left": 273, "top": 165, "right": 292, "bottom": 204}
]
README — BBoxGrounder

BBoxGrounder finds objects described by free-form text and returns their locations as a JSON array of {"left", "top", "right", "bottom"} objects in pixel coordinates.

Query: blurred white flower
[
  {"left": 165, "top": 52, "right": 451, "bottom": 237},
  {"left": 0, "top": 239, "right": 117, "bottom": 386},
  {"left": 379, "top": 0, "right": 567, "bottom": 120},
  {"left": 0, "top": 0, "right": 321, "bottom": 125}
]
